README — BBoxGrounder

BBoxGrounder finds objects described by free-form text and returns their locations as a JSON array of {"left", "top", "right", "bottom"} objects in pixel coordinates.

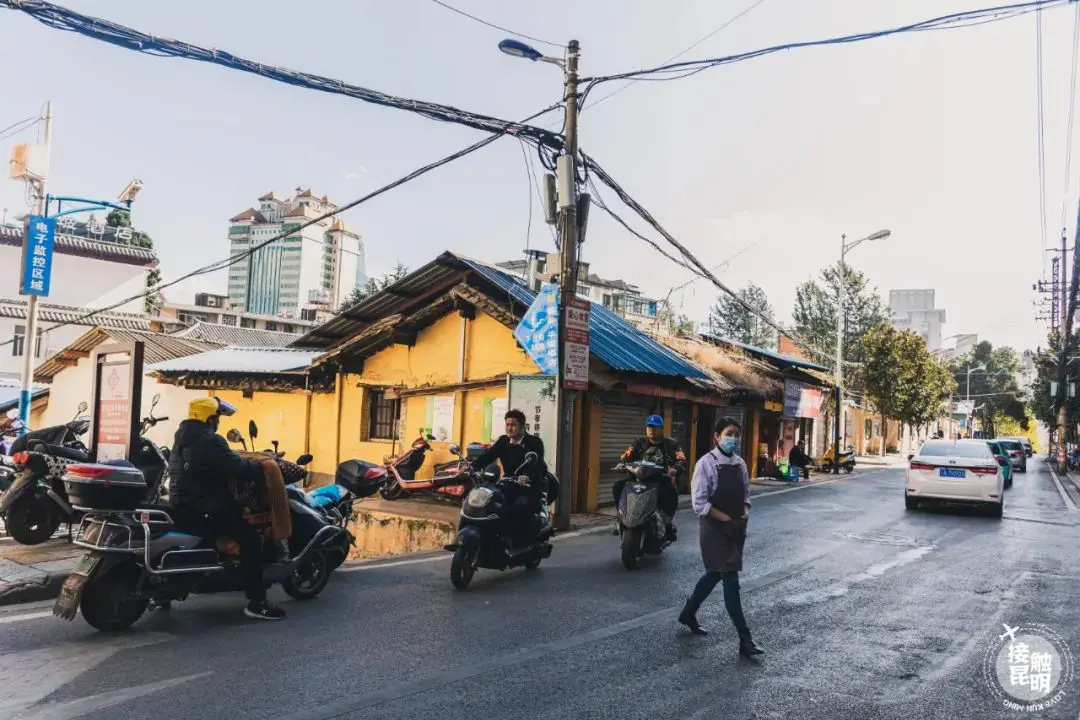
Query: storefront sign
[
  {"left": 783, "top": 380, "right": 825, "bottom": 418},
  {"left": 508, "top": 374, "right": 558, "bottom": 461},
  {"left": 563, "top": 297, "right": 590, "bottom": 391},
  {"left": 89, "top": 341, "right": 144, "bottom": 463},
  {"left": 513, "top": 283, "right": 559, "bottom": 375}
]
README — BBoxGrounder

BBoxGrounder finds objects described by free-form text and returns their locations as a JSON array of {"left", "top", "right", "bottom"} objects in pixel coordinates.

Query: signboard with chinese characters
[
  {"left": 783, "top": 379, "right": 826, "bottom": 418},
  {"left": 20, "top": 215, "right": 55, "bottom": 297},
  {"left": 513, "top": 283, "right": 559, "bottom": 375},
  {"left": 508, "top": 374, "right": 558, "bottom": 462},
  {"left": 53, "top": 214, "right": 146, "bottom": 247},
  {"left": 563, "top": 296, "right": 590, "bottom": 391},
  {"left": 88, "top": 342, "right": 144, "bottom": 463}
]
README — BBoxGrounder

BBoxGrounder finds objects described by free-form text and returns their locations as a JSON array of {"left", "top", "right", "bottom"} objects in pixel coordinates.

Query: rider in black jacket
[
  {"left": 168, "top": 397, "right": 285, "bottom": 621},
  {"left": 469, "top": 409, "right": 547, "bottom": 545}
]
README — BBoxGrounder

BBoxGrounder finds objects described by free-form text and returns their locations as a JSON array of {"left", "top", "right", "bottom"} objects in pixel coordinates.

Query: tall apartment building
[
  {"left": 889, "top": 289, "right": 946, "bottom": 351},
  {"left": 227, "top": 189, "right": 365, "bottom": 316}
]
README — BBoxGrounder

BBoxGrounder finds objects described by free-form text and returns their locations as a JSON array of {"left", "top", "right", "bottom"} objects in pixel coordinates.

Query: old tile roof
[
  {"left": 0, "top": 378, "right": 49, "bottom": 412},
  {"left": 170, "top": 321, "right": 305, "bottom": 348},
  {"left": 150, "top": 346, "right": 321, "bottom": 375},
  {"left": 0, "top": 298, "right": 151, "bottom": 330},
  {"left": 34, "top": 327, "right": 221, "bottom": 382},
  {"left": 0, "top": 224, "right": 157, "bottom": 267},
  {"left": 257, "top": 191, "right": 278, "bottom": 201}
]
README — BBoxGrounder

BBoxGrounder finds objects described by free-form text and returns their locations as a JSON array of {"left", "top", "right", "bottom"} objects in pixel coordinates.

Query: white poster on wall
[
  {"left": 508, "top": 374, "right": 558, "bottom": 463},
  {"left": 431, "top": 395, "right": 455, "bottom": 442}
]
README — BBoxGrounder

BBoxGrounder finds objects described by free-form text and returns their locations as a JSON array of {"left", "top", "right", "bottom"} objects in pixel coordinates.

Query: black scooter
[
  {"left": 444, "top": 450, "right": 556, "bottom": 589},
  {"left": 614, "top": 461, "right": 672, "bottom": 570},
  {"left": 1, "top": 396, "right": 170, "bottom": 545}
]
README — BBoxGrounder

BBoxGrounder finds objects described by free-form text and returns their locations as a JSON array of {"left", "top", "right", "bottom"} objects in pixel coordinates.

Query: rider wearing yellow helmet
[{"left": 168, "top": 396, "right": 286, "bottom": 621}]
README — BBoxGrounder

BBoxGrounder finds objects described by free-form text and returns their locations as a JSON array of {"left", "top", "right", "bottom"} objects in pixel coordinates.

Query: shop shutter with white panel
[{"left": 597, "top": 404, "right": 651, "bottom": 507}]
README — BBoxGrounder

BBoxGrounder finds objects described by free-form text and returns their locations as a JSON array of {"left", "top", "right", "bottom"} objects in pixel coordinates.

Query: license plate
[
  {"left": 52, "top": 556, "right": 99, "bottom": 620},
  {"left": 939, "top": 468, "right": 966, "bottom": 479}
]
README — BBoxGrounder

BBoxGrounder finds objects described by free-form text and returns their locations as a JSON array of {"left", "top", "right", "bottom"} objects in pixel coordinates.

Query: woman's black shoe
[
  {"left": 678, "top": 611, "right": 708, "bottom": 636},
  {"left": 739, "top": 636, "right": 764, "bottom": 658}
]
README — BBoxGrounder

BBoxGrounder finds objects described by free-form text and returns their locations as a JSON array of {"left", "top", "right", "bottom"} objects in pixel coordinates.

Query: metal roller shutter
[{"left": 598, "top": 404, "right": 650, "bottom": 507}]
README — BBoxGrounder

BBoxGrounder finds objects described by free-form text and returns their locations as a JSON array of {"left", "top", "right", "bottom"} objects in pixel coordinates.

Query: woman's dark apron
[{"left": 698, "top": 462, "right": 747, "bottom": 573}]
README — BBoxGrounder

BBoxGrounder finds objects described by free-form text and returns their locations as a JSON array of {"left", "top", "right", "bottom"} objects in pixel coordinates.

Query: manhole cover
[{"left": 838, "top": 530, "right": 921, "bottom": 547}]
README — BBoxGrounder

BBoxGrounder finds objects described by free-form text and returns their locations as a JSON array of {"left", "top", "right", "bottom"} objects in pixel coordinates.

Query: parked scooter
[
  {"left": 820, "top": 445, "right": 856, "bottom": 474},
  {"left": 613, "top": 461, "right": 673, "bottom": 570},
  {"left": 378, "top": 429, "right": 475, "bottom": 501},
  {"left": 53, "top": 419, "right": 358, "bottom": 632},
  {"left": 1, "top": 397, "right": 170, "bottom": 545},
  {"left": 444, "top": 449, "right": 555, "bottom": 589}
]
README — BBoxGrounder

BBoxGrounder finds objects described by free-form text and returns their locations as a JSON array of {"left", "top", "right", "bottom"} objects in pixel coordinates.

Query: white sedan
[{"left": 906, "top": 439, "right": 1004, "bottom": 518}]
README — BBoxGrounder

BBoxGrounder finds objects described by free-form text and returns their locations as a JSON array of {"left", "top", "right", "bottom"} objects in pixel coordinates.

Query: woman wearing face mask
[{"left": 678, "top": 417, "right": 764, "bottom": 658}]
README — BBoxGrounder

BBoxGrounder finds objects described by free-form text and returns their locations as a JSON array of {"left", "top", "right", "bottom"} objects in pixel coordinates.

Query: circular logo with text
[{"left": 982, "top": 623, "right": 1073, "bottom": 712}]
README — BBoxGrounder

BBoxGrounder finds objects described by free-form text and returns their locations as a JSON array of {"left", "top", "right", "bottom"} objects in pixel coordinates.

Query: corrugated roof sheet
[
  {"left": 297, "top": 252, "right": 706, "bottom": 380},
  {"left": 0, "top": 224, "right": 157, "bottom": 266},
  {"left": 0, "top": 298, "right": 151, "bottom": 330},
  {"left": 150, "top": 347, "right": 322, "bottom": 375},
  {"left": 0, "top": 379, "right": 48, "bottom": 412},
  {"left": 702, "top": 333, "right": 831, "bottom": 372},
  {"left": 33, "top": 328, "right": 222, "bottom": 381},
  {"left": 171, "top": 321, "right": 306, "bottom": 348}
]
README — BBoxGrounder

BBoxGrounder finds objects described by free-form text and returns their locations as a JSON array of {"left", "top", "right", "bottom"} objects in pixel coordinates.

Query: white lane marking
[
  {"left": 0, "top": 610, "right": 51, "bottom": 624},
  {"left": 1046, "top": 466, "right": 1080, "bottom": 513},
  {"left": 783, "top": 544, "right": 935, "bottom": 606}
]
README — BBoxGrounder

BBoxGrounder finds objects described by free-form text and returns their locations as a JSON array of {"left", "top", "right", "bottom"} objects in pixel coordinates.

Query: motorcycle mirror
[
  {"left": 226, "top": 429, "right": 243, "bottom": 444},
  {"left": 77, "top": 401, "right": 89, "bottom": 414},
  {"left": 297, "top": 453, "right": 313, "bottom": 466},
  {"left": 426, "top": 434, "right": 436, "bottom": 441},
  {"left": 150, "top": 393, "right": 160, "bottom": 409},
  {"left": 248, "top": 420, "right": 258, "bottom": 439},
  {"left": 907, "top": 454, "right": 914, "bottom": 461},
  {"left": 449, "top": 443, "right": 461, "bottom": 455}
]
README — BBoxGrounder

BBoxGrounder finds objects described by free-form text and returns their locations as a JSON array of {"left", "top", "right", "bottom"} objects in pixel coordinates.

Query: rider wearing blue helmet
[{"left": 614, "top": 414, "right": 686, "bottom": 541}]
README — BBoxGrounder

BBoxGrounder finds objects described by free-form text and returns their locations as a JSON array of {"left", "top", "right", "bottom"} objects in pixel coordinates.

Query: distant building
[
  {"left": 498, "top": 251, "right": 663, "bottom": 330},
  {"left": 226, "top": 189, "right": 365, "bottom": 317},
  {"left": 889, "top": 289, "right": 946, "bottom": 350},
  {"left": 155, "top": 293, "right": 315, "bottom": 336}
]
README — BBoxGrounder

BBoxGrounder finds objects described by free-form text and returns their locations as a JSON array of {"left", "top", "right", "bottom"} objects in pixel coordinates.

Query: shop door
[
  {"left": 598, "top": 404, "right": 648, "bottom": 507},
  {"left": 670, "top": 402, "right": 692, "bottom": 457}
]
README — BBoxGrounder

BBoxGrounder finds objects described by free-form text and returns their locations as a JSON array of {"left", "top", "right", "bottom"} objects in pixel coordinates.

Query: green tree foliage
[
  {"left": 951, "top": 341, "right": 1025, "bottom": 438},
  {"left": 792, "top": 262, "right": 888, "bottom": 391},
  {"left": 107, "top": 209, "right": 159, "bottom": 312},
  {"left": 707, "top": 282, "right": 776, "bottom": 349},
  {"left": 1029, "top": 330, "right": 1080, "bottom": 435},
  {"left": 342, "top": 262, "right": 409, "bottom": 311},
  {"left": 859, "top": 324, "right": 956, "bottom": 432}
]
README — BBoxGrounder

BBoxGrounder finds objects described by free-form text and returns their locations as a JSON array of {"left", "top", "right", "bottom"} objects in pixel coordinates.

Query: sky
[{"left": 0, "top": 0, "right": 1077, "bottom": 354}]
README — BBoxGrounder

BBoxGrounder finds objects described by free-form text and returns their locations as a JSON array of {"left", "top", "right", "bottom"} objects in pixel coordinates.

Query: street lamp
[
  {"left": 499, "top": 37, "right": 580, "bottom": 531},
  {"left": 833, "top": 228, "right": 891, "bottom": 472},
  {"left": 964, "top": 363, "right": 987, "bottom": 437}
]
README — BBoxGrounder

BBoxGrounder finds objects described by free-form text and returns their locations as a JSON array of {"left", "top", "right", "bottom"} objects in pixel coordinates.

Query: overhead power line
[
  {"left": 1036, "top": 5, "right": 1049, "bottom": 255},
  {"left": 428, "top": 0, "right": 564, "bottom": 49},
  {"left": 0, "top": 0, "right": 564, "bottom": 157},
  {"left": 0, "top": 104, "right": 560, "bottom": 350},
  {"left": 581, "top": 0, "right": 1075, "bottom": 88},
  {"left": 1061, "top": 1, "right": 1080, "bottom": 231},
  {"left": 0, "top": 116, "right": 40, "bottom": 142}
]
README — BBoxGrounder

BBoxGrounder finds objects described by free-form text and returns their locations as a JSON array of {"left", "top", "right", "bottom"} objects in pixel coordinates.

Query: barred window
[{"left": 367, "top": 389, "right": 400, "bottom": 440}]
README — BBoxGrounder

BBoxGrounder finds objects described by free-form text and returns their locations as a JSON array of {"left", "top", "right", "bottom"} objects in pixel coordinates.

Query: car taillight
[
  {"left": 11, "top": 452, "right": 28, "bottom": 465},
  {"left": 910, "top": 462, "right": 934, "bottom": 471},
  {"left": 970, "top": 466, "right": 998, "bottom": 475},
  {"left": 66, "top": 465, "right": 112, "bottom": 479}
]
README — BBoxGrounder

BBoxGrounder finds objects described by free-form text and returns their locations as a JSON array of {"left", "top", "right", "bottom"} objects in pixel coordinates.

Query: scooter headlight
[{"left": 466, "top": 487, "right": 495, "bottom": 509}]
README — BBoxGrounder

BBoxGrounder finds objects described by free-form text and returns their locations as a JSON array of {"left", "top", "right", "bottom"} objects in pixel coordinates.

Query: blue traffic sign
[
  {"left": 514, "top": 283, "right": 559, "bottom": 375},
  {"left": 20, "top": 214, "right": 55, "bottom": 297}
]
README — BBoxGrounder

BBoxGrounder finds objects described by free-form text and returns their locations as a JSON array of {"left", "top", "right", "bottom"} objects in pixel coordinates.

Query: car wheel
[
  {"left": 905, "top": 495, "right": 918, "bottom": 511},
  {"left": 989, "top": 499, "right": 1003, "bottom": 519}
]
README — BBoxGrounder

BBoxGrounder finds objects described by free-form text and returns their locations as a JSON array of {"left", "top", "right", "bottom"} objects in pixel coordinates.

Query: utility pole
[
  {"left": 18, "top": 101, "right": 51, "bottom": 428},
  {"left": 554, "top": 40, "right": 581, "bottom": 531},
  {"left": 833, "top": 235, "right": 845, "bottom": 475},
  {"left": 1057, "top": 211, "right": 1080, "bottom": 473}
]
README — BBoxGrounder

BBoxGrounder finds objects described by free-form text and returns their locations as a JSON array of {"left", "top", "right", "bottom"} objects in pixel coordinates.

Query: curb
[{"left": 0, "top": 571, "right": 67, "bottom": 607}]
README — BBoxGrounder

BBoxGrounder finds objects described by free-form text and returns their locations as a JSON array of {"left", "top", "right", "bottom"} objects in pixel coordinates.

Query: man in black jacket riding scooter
[
  {"left": 168, "top": 397, "right": 286, "bottom": 621},
  {"left": 469, "top": 409, "right": 547, "bottom": 547}
]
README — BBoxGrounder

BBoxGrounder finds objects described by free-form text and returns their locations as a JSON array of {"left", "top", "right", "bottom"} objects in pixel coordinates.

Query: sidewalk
[{"left": 0, "top": 538, "right": 83, "bottom": 606}]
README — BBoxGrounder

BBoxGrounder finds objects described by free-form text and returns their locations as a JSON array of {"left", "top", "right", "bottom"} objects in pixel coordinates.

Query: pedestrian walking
[{"left": 678, "top": 417, "right": 764, "bottom": 659}]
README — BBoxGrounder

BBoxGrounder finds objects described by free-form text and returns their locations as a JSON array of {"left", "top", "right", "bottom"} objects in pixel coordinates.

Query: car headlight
[{"left": 466, "top": 487, "right": 495, "bottom": 509}]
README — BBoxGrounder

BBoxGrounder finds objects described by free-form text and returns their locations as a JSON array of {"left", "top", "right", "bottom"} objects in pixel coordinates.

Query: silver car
[{"left": 994, "top": 439, "right": 1027, "bottom": 473}]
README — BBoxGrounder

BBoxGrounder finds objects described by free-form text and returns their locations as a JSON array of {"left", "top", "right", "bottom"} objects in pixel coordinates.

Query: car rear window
[
  {"left": 1000, "top": 441, "right": 1022, "bottom": 450},
  {"left": 918, "top": 442, "right": 990, "bottom": 459},
  {"left": 987, "top": 442, "right": 1002, "bottom": 455}
]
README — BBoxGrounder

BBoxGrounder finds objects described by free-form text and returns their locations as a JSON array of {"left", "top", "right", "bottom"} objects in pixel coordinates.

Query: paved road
[{"left": 1, "top": 462, "right": 1078, "bottom": 719}]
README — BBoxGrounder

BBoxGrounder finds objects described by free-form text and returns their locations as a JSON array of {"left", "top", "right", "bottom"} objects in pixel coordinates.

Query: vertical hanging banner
[
  {"left": 20, "top": 214, "right": 56, "bottom": 297},
  {"left": 563, "top": 296, "right": 590, "bottom": 391},
  {"left": 513, "top": 283, "right": 559, "bottom": 375}
]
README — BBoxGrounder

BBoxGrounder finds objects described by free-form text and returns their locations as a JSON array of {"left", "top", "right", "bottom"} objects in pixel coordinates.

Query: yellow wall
[
  {"left": 213, "top": 390, "right": 309, "bottom": 460},
  {"left": 465, "top": 312, "right": 537, "bottom": 380},
  {"left": 307, "top": 390, "right": 340, "bottom": 478}
]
